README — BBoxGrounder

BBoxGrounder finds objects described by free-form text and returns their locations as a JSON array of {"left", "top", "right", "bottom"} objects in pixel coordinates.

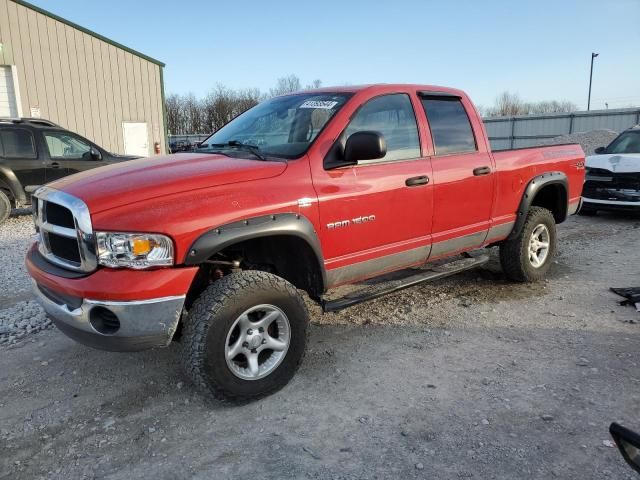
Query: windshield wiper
[{"left": 209, "top": 140, "right": 266, "bottom": 161}]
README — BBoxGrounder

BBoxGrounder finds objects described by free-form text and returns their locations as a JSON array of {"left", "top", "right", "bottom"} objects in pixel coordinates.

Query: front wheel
[
  {"left": 499, "top": 206, "right": 557, "bottom": 282},
  {"left": 181, "top": 270, "right": 309, "bottom": 402}
]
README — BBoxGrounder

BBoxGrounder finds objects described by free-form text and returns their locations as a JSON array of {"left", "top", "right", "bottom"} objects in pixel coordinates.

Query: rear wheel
[
  {"left": 0, "top": 191, "right": 11, "bottom": 225},
  {"left": 181, "top": 270, "right": 309, "bottom": 402},
  {"left": 500, "top": 206, "right": 557, "bottom": 282}
]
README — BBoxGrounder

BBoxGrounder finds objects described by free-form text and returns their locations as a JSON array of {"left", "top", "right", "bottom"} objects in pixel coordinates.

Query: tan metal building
[{"left": 0, "top": 0, "right": 167, "bottom": 156}]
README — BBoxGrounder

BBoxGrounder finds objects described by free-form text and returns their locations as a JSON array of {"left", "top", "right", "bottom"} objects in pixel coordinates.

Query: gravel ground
[
  {"left": 537, "top": 129, "right": 619, "bottom": 155},
  {"left": 0, "top": 211, "right": 35, "bottom": 307},
  {"left": 0, "top": 211, "right": 49, "bottom": 346},
  {"left": 0, "top": 209, "right": 639, "bottom": 479},
  {"left": 0, "top": 300, "right": 51, "bottom": 345}
]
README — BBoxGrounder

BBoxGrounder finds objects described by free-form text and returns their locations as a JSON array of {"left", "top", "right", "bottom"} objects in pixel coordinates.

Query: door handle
[
  {"left": 405, "top": 175, "right": 429, "bottom": 187},
  {"left": 473, "top": 166, "right": 491, "bottom": 176},
  {"left": 50, "top": 162, "right": 61, "bottom": 169}
]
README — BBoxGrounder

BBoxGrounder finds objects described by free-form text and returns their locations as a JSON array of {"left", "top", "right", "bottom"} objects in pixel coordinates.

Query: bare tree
[
  {"left": 305, "top": 79, "right": 322, "bottom": 89},
  {"left": 166, "top": 75, "right": 324, "bottom": 135},
  {"left": 269, "top": 74, "right": 302, "bottom": 97},
  {"left": 235, "top": 88, "right": 262, "bottom": 114},
  {"left": 526, "top": 100, "right": 577, "bottom": 114},
  {"left": 489, "top": 91, "right": 527, "bottom": 117},
  {"left": 485, "top": 91, "right": 578, "bottom": 117},
  {"left": 165, "top": 93, "right": 182, "bottom": 135},
  {"left": 203, "top": 85, "right": 236, "bottom": 132}
]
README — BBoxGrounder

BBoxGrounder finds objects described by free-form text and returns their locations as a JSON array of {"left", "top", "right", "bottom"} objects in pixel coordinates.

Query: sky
[{"left": 28, "top": 0, "right": 640, "bottom": 111}]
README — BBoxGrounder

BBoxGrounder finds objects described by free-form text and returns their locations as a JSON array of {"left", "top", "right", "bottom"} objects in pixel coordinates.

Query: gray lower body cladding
[{"left": 33, "top": 281, "right": 185, "bottom": 352}]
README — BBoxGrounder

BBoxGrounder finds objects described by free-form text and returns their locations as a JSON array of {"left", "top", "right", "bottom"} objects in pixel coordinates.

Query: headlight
[{"left": 96, "top": 232, "right": 174, "bottom": 269}]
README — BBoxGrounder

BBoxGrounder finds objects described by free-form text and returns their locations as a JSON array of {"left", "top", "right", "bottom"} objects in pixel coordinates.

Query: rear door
[
  {"left": 419, "top": 94, "right": 495, "bottom": 258},
  {"left": 311, "top": 92, "right": 433, "bottom": 286},
  {"left": 0, "top": 127, "right": 46, "bottom": 189}
]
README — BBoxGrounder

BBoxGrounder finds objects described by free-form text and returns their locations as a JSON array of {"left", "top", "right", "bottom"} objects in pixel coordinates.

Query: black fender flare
[
  {"left": 508, "top": 171, "right": 568, "bottom": 240},
  {"left": 184, "top": 212, "right": 327, "bottom": 291},
  {"left": 0, "top": 165, "right": 27, "bottom": 205}
]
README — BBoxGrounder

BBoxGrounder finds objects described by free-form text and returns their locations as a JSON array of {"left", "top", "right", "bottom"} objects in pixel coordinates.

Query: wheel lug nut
[
  {"left": 261, "top": 339, "right": 266, "bottom": 344},
  {"left": 247, "top": 329, "right": 253, "bottom": 335},
  {"left": 242, "top": 342, "right": 249, "bottom": 348},
  {"left": 258, "top": 327, "right": 264, "bottom": 333}
]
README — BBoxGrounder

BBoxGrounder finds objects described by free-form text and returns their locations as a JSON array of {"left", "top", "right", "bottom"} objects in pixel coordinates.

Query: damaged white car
[{"left": 581, "top": 125, "right": 640, "bottom": 214}]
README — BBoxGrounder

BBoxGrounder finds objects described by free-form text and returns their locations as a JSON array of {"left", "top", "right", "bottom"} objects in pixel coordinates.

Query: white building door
[
  {"left": 122, "top": 122, "right": 149, "bottom": 157},
  {"left": 0, "top": 66, "right": 19, "bottom": 117}
]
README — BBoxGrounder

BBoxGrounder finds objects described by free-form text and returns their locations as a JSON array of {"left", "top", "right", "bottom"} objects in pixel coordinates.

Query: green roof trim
[{"left": 10, "top": 0, "right": 166, "bottom": 67}]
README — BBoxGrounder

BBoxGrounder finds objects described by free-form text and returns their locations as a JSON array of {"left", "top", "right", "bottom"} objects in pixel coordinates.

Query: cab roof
[{"left": 288, "top": 83, "right": 467, "bottom": 98}]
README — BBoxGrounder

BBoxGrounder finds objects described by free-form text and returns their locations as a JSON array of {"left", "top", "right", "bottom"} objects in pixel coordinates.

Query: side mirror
[
  {"left": 610, "top": 423, "right": 640, "bottom": 474},
  {"left": 344, "top": 131, "right": 386, "bottom": 163},
  {"left": 89, "top": 148, "right": 102, "bottom": 161},
  {"left": 594, "top": 146, "right": 606, "bottom": 154}
]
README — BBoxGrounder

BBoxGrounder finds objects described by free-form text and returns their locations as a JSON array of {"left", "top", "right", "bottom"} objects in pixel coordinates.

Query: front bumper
[
  {"left": 582, "top": 197, "right": 640, "bottom": 212},
  {"left": 26, "top": 244, "right": 198, "bottom": 351},
  {"left": 33, "top": 281, "right": 185, "bottom": 351}
]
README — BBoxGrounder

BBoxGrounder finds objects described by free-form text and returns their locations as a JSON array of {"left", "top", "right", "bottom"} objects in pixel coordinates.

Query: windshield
[
  {"left": 606, "top": 131, "right": 640, "bottom": 154},
  {"left": 198, "top": 93, "right": 352, "bottom": 159}
]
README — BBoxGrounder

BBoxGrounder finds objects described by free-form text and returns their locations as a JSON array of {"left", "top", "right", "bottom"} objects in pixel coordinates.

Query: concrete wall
[{"left": 0, "top": 0, "right": 167, "bottom": 155}]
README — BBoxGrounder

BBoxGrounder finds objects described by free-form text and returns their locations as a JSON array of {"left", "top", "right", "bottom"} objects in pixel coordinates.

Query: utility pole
[{"left": 587, "top": 52, "right": 599, "bottom": 111}]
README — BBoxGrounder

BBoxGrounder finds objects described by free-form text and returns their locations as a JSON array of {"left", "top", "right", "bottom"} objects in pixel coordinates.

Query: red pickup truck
[{"left": 26, "top": 84, "right": 585, "bottom": 401}]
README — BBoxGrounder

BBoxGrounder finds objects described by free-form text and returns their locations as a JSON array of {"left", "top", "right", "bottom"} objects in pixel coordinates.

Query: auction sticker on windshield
[{"left": 299, "top": 100, "right": 339, "bottom": 109}]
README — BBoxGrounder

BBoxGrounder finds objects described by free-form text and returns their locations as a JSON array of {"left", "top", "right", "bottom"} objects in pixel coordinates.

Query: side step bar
[{"left": 322, "top": 254, "right": 489, "bottom": 313}]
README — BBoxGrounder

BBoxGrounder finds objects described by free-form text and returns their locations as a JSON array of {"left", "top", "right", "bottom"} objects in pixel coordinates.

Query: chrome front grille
[{"left": 33, "top": 186, "right": 97, "bottom": 273}]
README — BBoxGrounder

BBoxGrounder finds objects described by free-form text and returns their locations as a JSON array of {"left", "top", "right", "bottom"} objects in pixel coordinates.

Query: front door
[
  {"left": 311, "top": 93, "right": 433, "bottom": 287},
  {"left": 419, "top": 94, "right": 495, "bottom": 258},
  {"left": 41, "top": 130, "right": 109, "bottom": 180}
]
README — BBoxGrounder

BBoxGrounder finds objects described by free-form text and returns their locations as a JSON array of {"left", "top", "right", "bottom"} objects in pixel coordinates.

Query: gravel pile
[
  {"left": 537, "top": 129, "right": 619, "bottom": 155},
  {"left": 0, "top": 300, "right": 50, "bottom": 346},
  {"left": 0, "top": 213, "right": 50, "bottom": 346},
  {"left": 0, "top": 213, "right": 35, "bottom": 301}
]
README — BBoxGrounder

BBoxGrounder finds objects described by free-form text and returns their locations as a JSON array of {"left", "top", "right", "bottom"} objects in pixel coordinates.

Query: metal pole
[
  {"left": 587, "top": 52, "right": 598, "bottom": 111},
  {"left": 510, "top": 117, "right": 515, "bottom": 149},
  {"left": 569, "top": 113, "right": 574, "bottom": 134}
]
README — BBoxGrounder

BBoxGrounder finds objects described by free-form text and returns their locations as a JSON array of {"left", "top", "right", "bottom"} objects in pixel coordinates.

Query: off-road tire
[
  {"left": 181, "top": 270, "right": 309, "bottom": 402},
  {"left": 0, "top": 191, "right": 11, "bottom": 225},
  {"left": 499, "top": 206, "right": 557, "bottom": 282}
]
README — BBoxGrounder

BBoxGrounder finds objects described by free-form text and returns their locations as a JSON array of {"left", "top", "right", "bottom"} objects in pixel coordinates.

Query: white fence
[{"left": 483, "top": 107, "right": 640, "bottom": 150}]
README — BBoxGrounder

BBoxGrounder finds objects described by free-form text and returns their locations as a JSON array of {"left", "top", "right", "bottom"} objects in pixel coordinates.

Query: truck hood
[
  {"left": 48, "top": 153, "right": 287, "bottom": 213},
  {"left": 586, "top": 154, "right": 640, "bottom": 173}
]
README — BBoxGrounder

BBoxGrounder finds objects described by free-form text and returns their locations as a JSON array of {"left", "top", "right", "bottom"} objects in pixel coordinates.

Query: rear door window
[
  {"left": 421, "top": 97, "right": 477, "bottom": 155},
  {"left": 0, "top": 128, "right": 37, "bottom": 158}
]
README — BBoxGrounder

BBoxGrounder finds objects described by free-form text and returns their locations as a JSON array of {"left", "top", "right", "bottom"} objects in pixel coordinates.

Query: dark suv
[{"left": 0, "top": 118, "right": 139, "bottom": 224}]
